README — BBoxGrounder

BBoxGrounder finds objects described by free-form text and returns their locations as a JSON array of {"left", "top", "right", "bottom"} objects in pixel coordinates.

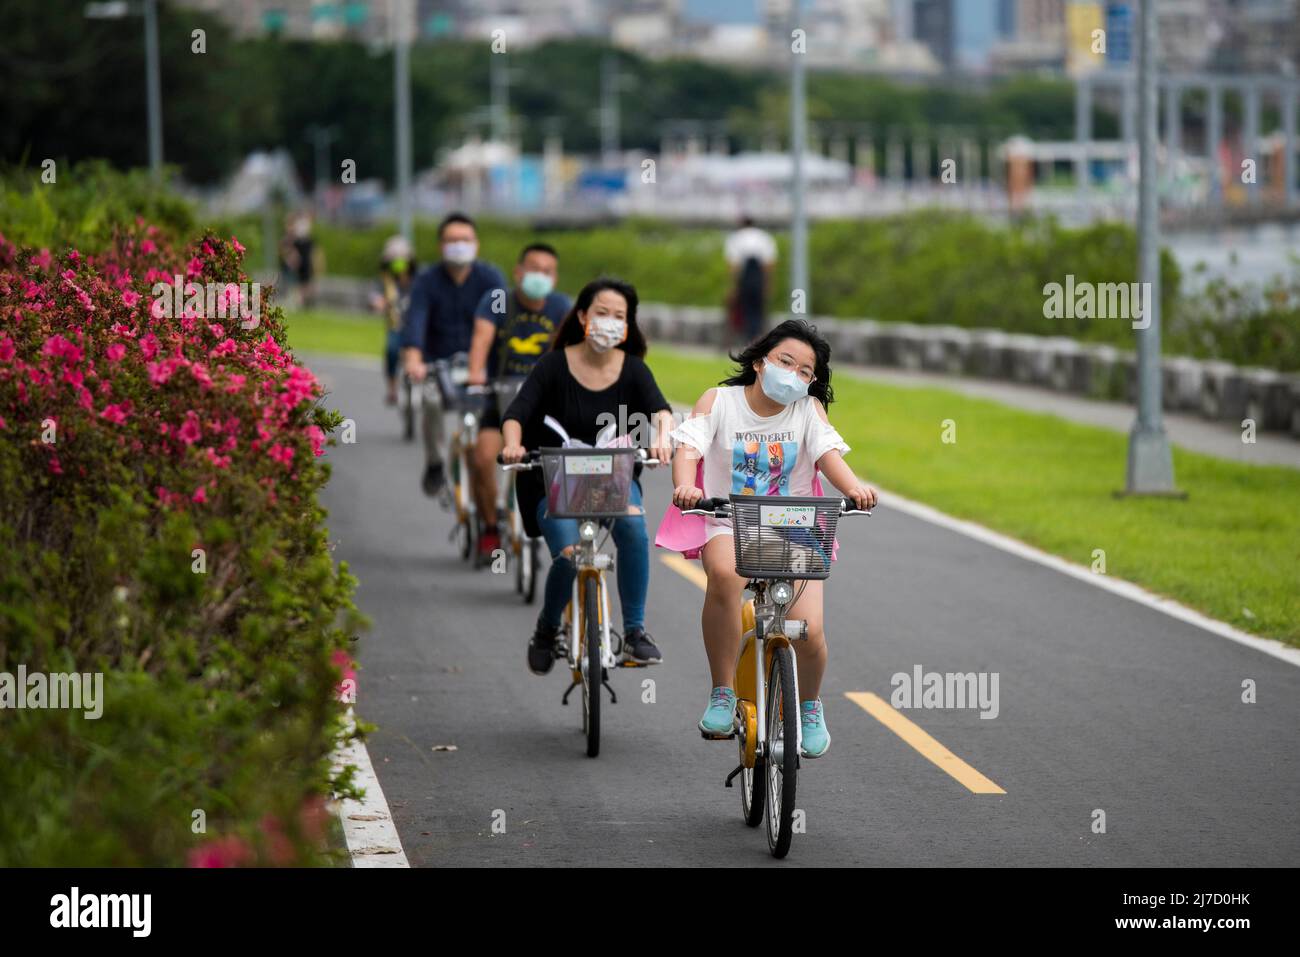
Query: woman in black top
[{"left": 502, "top": 278, "right": 674, "bottom": 672}]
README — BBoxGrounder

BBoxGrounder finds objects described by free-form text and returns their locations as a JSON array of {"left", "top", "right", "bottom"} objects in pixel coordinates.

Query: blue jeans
[
  {"left": 384, "top": 329, "right": 401, "bottom": 379},
  {"left": 537, "top": 480, "right": 649, "bottom": 633}
]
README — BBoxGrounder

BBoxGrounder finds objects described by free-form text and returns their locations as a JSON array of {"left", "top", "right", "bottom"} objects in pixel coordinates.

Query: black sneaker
[
  {"left": 421, "top": 462, "right": 445, "bottom": 497},
  {"left": 528, "top": 617, "right": 561, "bottom": 675},
  {"left": 621, "top": 627, "right": 662, "bottom": 666}
]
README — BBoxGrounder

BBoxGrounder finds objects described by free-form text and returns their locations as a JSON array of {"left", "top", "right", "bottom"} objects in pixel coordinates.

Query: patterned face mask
[{"left": 585, "top": 316, "right": 626, "bottom": 353}]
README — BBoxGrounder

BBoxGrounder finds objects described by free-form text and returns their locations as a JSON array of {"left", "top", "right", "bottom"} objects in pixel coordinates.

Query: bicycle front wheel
[
  {"left": 582, "top": 578, "right": 601, "bottom": 758},
  {"left": 764, "top": 645, "right": 799, "bottom": 858},
  {"left": 520, "top": 539, "right": 539, "bottom": 604}
]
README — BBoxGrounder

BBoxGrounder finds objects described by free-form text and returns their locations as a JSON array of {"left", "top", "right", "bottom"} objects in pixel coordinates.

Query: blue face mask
[
  {"left": 519, "top": 271, "right": 554, "bottom": 300},
  {"left": 760, "top": 358, "right": 809, "bottom": 405}
]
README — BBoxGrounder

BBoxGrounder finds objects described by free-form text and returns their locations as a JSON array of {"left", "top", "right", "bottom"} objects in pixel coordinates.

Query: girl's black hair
[
  {"left": 721, "top": 318, "right": 834, "bottom": 406},
  {"left": 550, "top": 276, "right": 648, "bottom": 358}
]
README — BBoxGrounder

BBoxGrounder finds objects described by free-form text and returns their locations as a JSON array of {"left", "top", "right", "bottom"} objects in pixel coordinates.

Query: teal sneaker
[
  {"left": 800, "top": 699, "right": 830, "bottom": 758},
  {"left": 698, "top": 687, "right": 737, "bottom": 739}
]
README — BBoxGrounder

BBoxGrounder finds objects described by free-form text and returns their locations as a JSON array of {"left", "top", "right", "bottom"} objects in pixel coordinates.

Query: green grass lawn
[
  {"left": 282, "top": 308, "right": 383, "bottom": 358},
  {"left": 284, "top": 309, "right": 1300, "bottom": 646},
  {"left": 651, "top": 349, "right": 1300, "bottom": 647}
]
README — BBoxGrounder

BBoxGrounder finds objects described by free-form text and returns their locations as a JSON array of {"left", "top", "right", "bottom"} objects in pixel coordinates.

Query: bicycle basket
[
  {"left": 541, "top": 447, "right": 637, "bottom": 519},
  {"left": 729, "top": 494, "right": 840, "bottom": 580}
]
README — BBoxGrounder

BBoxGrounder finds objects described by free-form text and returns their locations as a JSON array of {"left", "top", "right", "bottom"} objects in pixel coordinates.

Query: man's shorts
[{"left": 478, "top": 394, "right": 502, "bottom": 431}]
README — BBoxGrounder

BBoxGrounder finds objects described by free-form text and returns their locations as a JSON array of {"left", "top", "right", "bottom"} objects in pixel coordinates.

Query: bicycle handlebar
[
  {"left": 496, "top": 448, "right": 666, "bottom": 470},
  {"left": 683, "top": 497, "right": 873, "bottom": 517}
]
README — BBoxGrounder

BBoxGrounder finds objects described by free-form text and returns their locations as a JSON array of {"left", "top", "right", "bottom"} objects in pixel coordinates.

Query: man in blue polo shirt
[
  {"left": 401, "top": 212, "right": 507, "bottom": 496},
  {"left": 466, "top": 241, "right": 570, "bottom": 560}
]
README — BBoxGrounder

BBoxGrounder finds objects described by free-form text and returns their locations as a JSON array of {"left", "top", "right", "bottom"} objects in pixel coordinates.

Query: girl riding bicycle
[
  {"left": 658, "top": 319, "right": 878, "bottom": 758},
  {"left": 501, "top": 277, "right": 674, "bottom": 675}
]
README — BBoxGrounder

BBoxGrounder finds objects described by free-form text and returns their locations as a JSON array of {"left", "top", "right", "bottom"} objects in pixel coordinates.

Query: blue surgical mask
[
  {"left": 760, "top": 358, "right": 809, "bottom": 405},
  {"left": 519, "top": 271, "right": 554, "bottom": 300}
]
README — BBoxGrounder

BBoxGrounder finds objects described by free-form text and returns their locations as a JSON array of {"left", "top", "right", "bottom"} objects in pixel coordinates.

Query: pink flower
[
  {"left": 187, "top": 836, "right": 253, "bottom": 869},
  {"left": 267, "top": 443, "right": 294, "bottom": 466},
  {"left": 122, "top": 290, "right": 140, "bottom": 309},
  {"left": 177, "top": 412, "right": 202, "bottom": 446},
  {"left": 139, "top": 333, "right": 160, "bottom": 360},
  {"left": 42, "top": 334, "right": 83, "bottom": 363},
  {"left": 231, "top": 237, "right": 245, "bottom": 254},
  {"left": 306, "top": 424, "right": 326, "bottom": 457},
  {"left": 192, "top": 486, "right": 207, "bottom": 504},
  {"left": 185, "top": 256, "right": 203, "bottom": 279},
  {"left": 100, "top": 403, "right": 130, "bottom": 425},
  {"left": 147, "top": 361, "right": 173, "bottom": 387},
  {"left": 105, "top": 343, "right": 126, "bottom": 362},
  {"left": 0, "top": 336, "right": 14, "bottom": 363},
  {"left": 140, "top": 238, "right": 157, "bottom": 255}
]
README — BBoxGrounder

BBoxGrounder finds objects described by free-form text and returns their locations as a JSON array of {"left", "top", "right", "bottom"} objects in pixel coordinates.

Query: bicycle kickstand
[
  {"left": 601, "top": 676, "right": 618, "bottom": 704},
  {"left": 724, "top": 764, "right": 744, "bottom": 789},
  {"left": 561, "top": 679, "right": 578, "bottom": 706}
]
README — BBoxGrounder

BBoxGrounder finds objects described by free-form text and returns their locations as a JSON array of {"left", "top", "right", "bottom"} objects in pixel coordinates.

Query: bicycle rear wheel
[
  {"left": 582, "top": 579, "right": 601, "bottom": 758},
  {"left": 764, "top": 645, "right": 798, "bottom": 858}
]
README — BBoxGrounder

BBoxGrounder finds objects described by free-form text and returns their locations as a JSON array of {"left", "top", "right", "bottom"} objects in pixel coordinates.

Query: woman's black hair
[
  {"left": 721, "top": 318, "right": 834, "bottom": 406},
  {"left": 550, "top": 276, "right": 648, "bottom": 358}
]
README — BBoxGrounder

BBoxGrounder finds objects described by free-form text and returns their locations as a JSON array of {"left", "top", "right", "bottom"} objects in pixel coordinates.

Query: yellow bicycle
[
  {"left": 502, "top": 446, "right": 662, "bottom": 757},
  {"left": 684, "top": 494, "right": 870, "bottom": 857}
]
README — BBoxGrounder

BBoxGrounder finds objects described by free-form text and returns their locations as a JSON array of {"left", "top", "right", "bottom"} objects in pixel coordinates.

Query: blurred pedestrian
[
  {"left": 724, "top": 215, "right": 777, "bottom": 347},
  {"left": 369, "top": 234, "right": 416, "bottom": 406},
  {"left": 279, "top": 212, "right": 318, "bottom": 308}
]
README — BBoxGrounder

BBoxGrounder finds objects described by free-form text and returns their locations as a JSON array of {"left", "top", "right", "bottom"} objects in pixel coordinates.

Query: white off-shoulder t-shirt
[{"left": 670, "top": 385, "right": 850, "bottom": 542}]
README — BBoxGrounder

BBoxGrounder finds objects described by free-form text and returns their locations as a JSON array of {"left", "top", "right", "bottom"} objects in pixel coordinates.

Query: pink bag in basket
[{"left": 654, "top": 460, "right": 840, "bottom": 562}]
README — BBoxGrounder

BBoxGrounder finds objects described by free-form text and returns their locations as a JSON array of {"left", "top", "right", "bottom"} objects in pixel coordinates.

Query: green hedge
[{"left": 0, "top": 199, "right": 364, "bottom": 865}]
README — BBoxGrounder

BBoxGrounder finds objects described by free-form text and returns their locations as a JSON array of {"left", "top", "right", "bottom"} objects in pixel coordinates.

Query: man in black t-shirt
[{"left": 466, "top": 242, "right": 571, "bottom": 561}]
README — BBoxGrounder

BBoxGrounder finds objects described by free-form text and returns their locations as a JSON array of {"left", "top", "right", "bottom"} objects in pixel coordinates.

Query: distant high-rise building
[
  {"left": 912, "top": 0, "right": 999, "bottom": 70},
  {"left": 912, "top": 0, "right": 954, "bottom": 66}
]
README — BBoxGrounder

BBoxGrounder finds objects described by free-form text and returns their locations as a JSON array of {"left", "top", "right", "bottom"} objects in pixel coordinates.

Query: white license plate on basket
[
  {"left": 565, "top": 455, "right": 612, "bottom": 475},
  {"left": 759, "top": 504, "right": 816, "bottom": 528}
]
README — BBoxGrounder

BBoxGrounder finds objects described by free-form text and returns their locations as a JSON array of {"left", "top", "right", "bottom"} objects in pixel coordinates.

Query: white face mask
[
  {"left": 585, "top": 315, "right": 626, "bottom": 353},
  {"left": 442, "top": 240, "right": 477, "bottom": 265}
]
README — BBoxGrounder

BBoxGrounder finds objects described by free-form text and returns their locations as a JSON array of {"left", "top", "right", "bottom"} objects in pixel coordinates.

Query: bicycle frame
[
  {"left": 735, "top": 580, "right": 806, "bottom": 767},
  {"left": 565, "top": 522, "right": 617, "bottom": 674}
]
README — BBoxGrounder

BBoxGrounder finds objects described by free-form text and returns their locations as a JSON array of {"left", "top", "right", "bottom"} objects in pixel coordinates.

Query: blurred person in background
[
  {"left": 369, "top": 234, "right": 417, "bottom": 406},
  {"left": 279, "top": 212, "right": 318, "bottom": 309},
  {"left": 724, "top": 215, "right": 777, "bottom": 347},
  {"left": 401, "top": 213, "right": 507, "bottom": 497},
  {"left": 466, "top": 241, "right": 571, "bottom": 561}
]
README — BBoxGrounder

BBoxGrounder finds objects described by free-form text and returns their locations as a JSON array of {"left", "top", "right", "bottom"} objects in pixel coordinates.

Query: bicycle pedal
[{"left": 699, "top": 729, "right": 737, "bottom": 741}]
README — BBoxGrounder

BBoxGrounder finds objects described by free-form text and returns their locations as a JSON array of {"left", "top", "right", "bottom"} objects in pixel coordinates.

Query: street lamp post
[
  {"left": 1124, "top": 0, "right": 1178, "bottom": 495},
  {"left": 789, "top": 0, "right": 809, "bottom": 311},
  {"left": 142, "top": 0, "right": 162, "bottom": 178},
  {"left": 393, "top": 0, "right": 413, "bottom": 242},
  {"left": 85, "top": 1, "right": 162, "bottom": 178}
]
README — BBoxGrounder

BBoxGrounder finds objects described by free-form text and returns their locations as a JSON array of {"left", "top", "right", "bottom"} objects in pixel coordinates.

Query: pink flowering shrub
[{"left": 0, "top": 223, "right": 362, "bottom": 866}]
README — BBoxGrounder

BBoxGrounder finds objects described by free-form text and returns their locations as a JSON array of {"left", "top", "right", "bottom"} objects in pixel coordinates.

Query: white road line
[
  {"left": 332, "top": 710, "right": 410, "bottom": 868},
  {"left": 876, "top": 486, "right": 1300, "bottom": 669}
]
